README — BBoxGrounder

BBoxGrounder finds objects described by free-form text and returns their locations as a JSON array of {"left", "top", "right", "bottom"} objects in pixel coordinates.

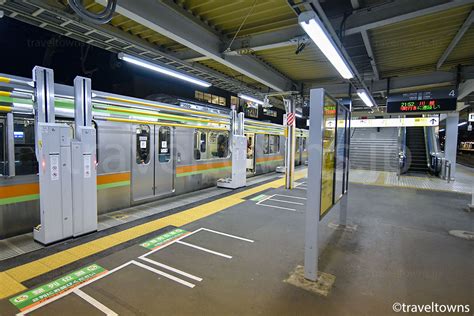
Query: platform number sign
[{"left": 469, "top": 113, "right": 474, "bottom": 122}]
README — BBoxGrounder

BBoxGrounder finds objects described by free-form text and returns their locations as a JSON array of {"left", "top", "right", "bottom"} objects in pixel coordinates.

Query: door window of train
[
  {"left": 209, "top": 132, "right": 229, "bottom": 158},
  {"left": 14, "top": 119, "right": 38, "bottom": 175},
  {"left": 269, "top": 135, "right": 280, "bottom": 153},
  {"left": 193, "top": 130, "right": 206, "bottom": 160},
  {"left": 296, "top": 137, "right": 301, "bottom": 152},
  {"left": 263, "top": 134, "right": 270, "bottom": 154},
  {"left": 136, "top": 125, "right": 151, "bottom": 164},
  {"left": 0, "top": 121, "right": 5, "bottom": 176},
  {"left": 158, "top": 127, "right": 171, "bottom": 163}
]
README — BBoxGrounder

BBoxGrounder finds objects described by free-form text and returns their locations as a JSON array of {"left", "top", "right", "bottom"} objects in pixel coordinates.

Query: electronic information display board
[
  {"left": 386, "top": 89, "right": 457, "bottom": 114},
  {"left": 319, "top": 94, "right": 350, "bottom": 219}
]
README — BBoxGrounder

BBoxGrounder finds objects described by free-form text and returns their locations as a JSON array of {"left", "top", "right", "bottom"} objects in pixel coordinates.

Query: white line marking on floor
[
  {"left": 293, "top": 187, "right": 307, "bottom": 191},
  {"left": 269, "top": 198, "right": 304, "bottom": 205},
  {"left": 274, "top": 194, "right": 306, "bottom": 200},
  {"left": 139, "top": 257, "right": 203, "bottom": 282},
  {"left": 257, "top": 203, "right": 297, "bottom": 212},
  {"left": 201, "top": 228, "right": 254, "bottom": 243},
  {"left": 256, "top": 194, "right": 276, "bottom": 205},
  {"left": 74, "top": 289, "right": 118, "bottom": 316},
  {"left": 176, "top": 241, "right": 232, "bottom": 259},
  {"left": 131, "top": 260, "right": 195, "bottom": 288}
]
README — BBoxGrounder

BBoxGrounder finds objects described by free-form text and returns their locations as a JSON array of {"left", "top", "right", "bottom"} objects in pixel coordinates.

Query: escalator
[{"left": 406, "top": 127, "right": 428, "bottom": 173}]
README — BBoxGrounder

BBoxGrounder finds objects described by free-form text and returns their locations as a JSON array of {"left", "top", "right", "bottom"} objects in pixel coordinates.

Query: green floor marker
[
  {"left": 140, "top": 228, "right": 188, "bottom": 250},
  {"left": 10, "top": 264, "right": 107, "bottom": 311}
]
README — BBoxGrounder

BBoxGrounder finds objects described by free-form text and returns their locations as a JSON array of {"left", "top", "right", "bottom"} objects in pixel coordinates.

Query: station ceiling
[{"left": 1, "top": 0, "right": 474, "bottom": 111}]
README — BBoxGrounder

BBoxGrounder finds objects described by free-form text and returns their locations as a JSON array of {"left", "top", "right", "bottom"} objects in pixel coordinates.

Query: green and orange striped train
[{"left": 0, "top": 75, "right": 308, "bottom": 239}]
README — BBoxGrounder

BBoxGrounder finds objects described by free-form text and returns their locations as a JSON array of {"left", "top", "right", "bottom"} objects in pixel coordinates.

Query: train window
[
  {"left": 0, "top": 121, "right": 5, "bottom": 176},
  {"left": 194, "top": 130, "right": 207, "bottom": 160},
  {"left": 303, "top": 138, "right": 307, "bottom": 151},
  {"left": 14, "top": 120, "right": 38, "bottom": 176},
  {"left": 158, "top": 126, "right": 171, "bottom": 163},
  {"left": 263, "top": 134, "right": 270, "bottom": 154},
  {"left": 92, "top": 121, "right": 98, "bottom": 165},
  {"left": 209, "top": 132, "right": 229, "bottom": 158},
  {"left": 270, "top": 135, "right": 280, "bottom": 154},
  {"left": 296, "top": 137, "right": 301, "bottom": 152},
  {"left": 136, "top": 125, "right": 151, "bottom": 164}
]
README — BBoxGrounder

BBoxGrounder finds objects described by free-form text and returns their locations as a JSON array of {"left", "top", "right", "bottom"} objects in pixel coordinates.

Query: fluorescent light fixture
[
  {"left": 298, "top": 11, "right": 353, "bottom": 79},
  {"left": 458, "top": 121, "right": 467, "bottom": 126},
  {"left": 439, "top": 129, "right": 445, "bottom": 132},
  {"left": 118, "top": 53, "right": 211, "bottom": 88},
  {"left": 296, "top": 113, "right": 303, "bottom": 118},
  {"left": 238, "top": 93, "right": 264, "bottom": 105},
  {"left": 356, "top": 89, "right": 376, "bottom": 107}
]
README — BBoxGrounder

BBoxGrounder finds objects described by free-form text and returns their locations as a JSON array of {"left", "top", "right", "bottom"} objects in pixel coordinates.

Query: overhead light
[
  {"left": 458, "top": 121, "right": 467, "bottom": 126},
  {"left": 295, "top": 113, "right": 303, "bottom": 118},
  {"left": 238, "top": 93, "right": 263, "bottom": 105},
  {"left": 298, "top": 11, "right": 353, "bottom": 79},
  {"left": 118, "top": 53, "right": 211, "bottom": 88},
  {"left": 357, "top": 89, "right": 376, "bottom": 107},
  {"left": 439, "top": 129, "right": 445, "bottom": 132}
]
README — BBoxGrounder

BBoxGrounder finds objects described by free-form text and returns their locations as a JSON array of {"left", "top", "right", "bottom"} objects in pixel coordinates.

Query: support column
[
  {"left": 445, "top": 112, "right": 459, "bottom": 180},
  {"left": 284, "top": 98, "right": 296, "bottom": 190}
]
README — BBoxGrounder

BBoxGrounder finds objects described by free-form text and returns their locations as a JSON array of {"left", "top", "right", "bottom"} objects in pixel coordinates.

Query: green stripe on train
[
  {"left": 0, "top": 194, "right": 40, "bottom": 205},
  {"left": 176, "top": 166, "right": 232, "bottom": 177},
  {"left": 97, "top": 180, "right": 130, "bottom": 190}
]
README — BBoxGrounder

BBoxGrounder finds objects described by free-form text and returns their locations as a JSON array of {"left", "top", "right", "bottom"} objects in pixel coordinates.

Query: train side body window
[
  {"left": 158, "top": 127, "right": 171, "bottom": 163},
  {"left": 14, "top": 120, "right": 38, "bottom": 175},
  {"left": 209, "top": 132, "right": 229, "bottom": 158},
  {"left": 263, "top": 134, "right": 270, "bottom": 154},
  {"left": 136, "top": 125, "right": 151, "bottom": 164}
]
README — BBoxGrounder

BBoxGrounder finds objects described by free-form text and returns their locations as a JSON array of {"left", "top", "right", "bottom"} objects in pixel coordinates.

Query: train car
[{"left": 0, "top": 76, "right": 308, "bottom": 239}]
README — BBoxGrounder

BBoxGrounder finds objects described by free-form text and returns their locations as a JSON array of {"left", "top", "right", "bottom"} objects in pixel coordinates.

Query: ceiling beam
[
  {"left": 305, "top": 67, "right": 474, "bottom": 96},
  {"left": 176, "top": 0, "right": 473, "bottom": 58},
  {"left": 360, "top": 30, "right": 379, "bottom": 80},
  {"left": 458, "top": 79, "right": 474, "bottom": 99},
  {"left": 343, "top": 0, "right": 474, "bottom": 35},
  {"left": 97, "top": 0, "right": 294, "bottom": 92},
  {"left": 436, "top": 10, "right": 474, "bottom": 69}
]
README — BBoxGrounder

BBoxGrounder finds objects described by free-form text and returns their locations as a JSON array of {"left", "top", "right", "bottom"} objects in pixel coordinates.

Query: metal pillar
[
  {"left": 304, "top": 89, "right": 325, "bottom": 281},
  {"left": 284, "top": 97, "right": 296, "bottom": 190},
  {"left": 445, "top": 112, "right": 459, "bottom": 180},
  {"left": 72, "top": 76, "right": 98, "bottom": 237},
  {"left": 33, "top": 67, "right": 74, "bottom": 244}
]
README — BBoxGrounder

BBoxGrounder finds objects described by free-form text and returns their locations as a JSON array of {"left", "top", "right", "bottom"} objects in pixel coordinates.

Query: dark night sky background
[{"left": 0, "top": 16, "right": 292, "bottom": 125}]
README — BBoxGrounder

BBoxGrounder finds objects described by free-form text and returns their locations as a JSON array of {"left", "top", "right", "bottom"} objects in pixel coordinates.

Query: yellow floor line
[{"left": 1, "top": 171, "right": 307, "bottom": 299}]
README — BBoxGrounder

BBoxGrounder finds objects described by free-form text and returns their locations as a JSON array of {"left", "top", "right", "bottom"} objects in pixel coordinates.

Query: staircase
[
  {"left": 350, "top": 127, "right": 399, "bottom": 171},
  {"left": 406, "top": 127, "right": 428, "bottom": 173}
]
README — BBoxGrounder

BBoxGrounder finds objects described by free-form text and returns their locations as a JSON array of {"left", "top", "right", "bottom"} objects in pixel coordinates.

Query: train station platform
[{"left": 0, "top": 169, "right": 472, "bottom": 315}]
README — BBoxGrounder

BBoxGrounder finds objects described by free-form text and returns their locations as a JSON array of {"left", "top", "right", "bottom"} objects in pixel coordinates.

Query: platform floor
[
  {"left": 0, "top": 171, "right": 472, "bottom": 315},
  {"left": 349, "top": 163, "right": 473, "bottom": 194}
]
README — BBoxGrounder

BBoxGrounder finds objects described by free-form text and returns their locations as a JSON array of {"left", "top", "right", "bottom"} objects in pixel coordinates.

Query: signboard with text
[{"left": 387, "top": 89, "right": 457, "bottom": 113}]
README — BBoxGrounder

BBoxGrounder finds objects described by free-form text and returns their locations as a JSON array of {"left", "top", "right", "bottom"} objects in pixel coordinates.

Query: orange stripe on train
[{"left": 0, "top": 172, "right": 131, "bottom": 199}]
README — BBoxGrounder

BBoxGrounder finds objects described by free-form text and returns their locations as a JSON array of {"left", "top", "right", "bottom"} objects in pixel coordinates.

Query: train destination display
[{"left": 386, "top": 89, "right": 457, "bottom": 113}]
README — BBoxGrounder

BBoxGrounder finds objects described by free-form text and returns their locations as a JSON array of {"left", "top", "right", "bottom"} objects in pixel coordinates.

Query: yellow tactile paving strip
[{"left": 0, "top": 171, "right": 306, "bottom": 299}]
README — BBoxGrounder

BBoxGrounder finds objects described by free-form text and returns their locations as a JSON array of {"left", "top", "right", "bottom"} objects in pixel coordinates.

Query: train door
[
  {"left": 154, "top": 126, "right": 175, "bottom": 196},
  {"left": 245, "top": 133, "right": 255, "bottom": 173},
  {"left": 132, "top": 124, "right": 155, "bottom": 201}
]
